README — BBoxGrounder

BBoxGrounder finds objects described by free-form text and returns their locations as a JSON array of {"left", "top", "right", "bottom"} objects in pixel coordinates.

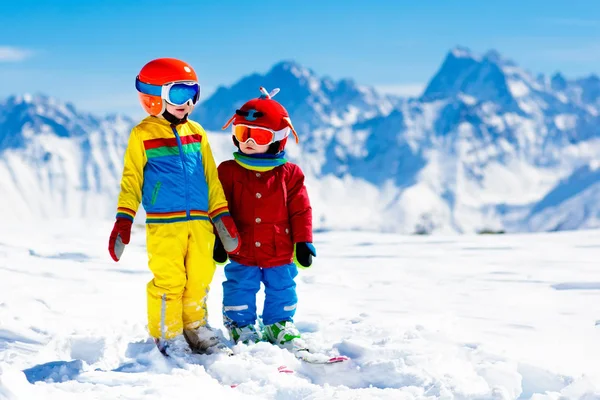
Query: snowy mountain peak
[
  {"left": 269, "top": 60, "right": 315, "bottom": 80},
  {"left": 576, "top": 74, "right": 600, "bottom": 105},
  {"left": 482, "top": 49, "right": 501, "bottom": 61},
  {"left": 0, "top": 94, "right": 135, "bottom": 152},
  {"left": 482, "top": 49, "right": 515, "bottom": 67},
  {"left": 421, "top": 47, "right": 519, "bottom": 109},
  {"left": 194, "top": 60, "right": 396, "bottom": 132},
  {"left": 0, "top": 94, "right": 89, "bottom": 149},
  {"left": 449, "top": 45, "right": 478, "bottom": 60},
  {"left": 550, "top": 72, "right": 568, "bottom": 91},
  {"left": 10, "top": 93, "right": 35, "bottom": 105},
  {"left": 447, "top": 47, "right": 513, "bottom": 67},
  {"left": 3, "top": 92, "right": 81, "bottom": 112},
  {"left": 578, "top": 73, "right": 600, "bottom": 84}
]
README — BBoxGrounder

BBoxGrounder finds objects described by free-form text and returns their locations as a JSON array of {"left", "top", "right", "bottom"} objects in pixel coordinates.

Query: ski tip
[
  {"left": 326, "top": 356, "right": 350, "bottom": 364},
  {"left": 294, "top": 350, "right": 350, "bottom": 364},
  {"left": 278, "top": 365, "right": 294, "bottom": 374}
]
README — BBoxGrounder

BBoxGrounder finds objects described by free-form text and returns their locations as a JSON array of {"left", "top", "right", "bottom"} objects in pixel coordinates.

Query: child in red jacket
[{"left": 214, "top": 87, "right": 316, "bottom": 350}]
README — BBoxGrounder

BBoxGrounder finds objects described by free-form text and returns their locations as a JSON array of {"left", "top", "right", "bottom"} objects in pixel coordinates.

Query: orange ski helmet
[{"left": 135, "top": 58, "right": 200, "bottom": 116}]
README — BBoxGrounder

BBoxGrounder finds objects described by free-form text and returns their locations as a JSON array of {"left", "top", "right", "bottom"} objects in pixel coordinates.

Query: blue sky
[{"left": 1, "top": 0, "right": 599, "bottom": 117}]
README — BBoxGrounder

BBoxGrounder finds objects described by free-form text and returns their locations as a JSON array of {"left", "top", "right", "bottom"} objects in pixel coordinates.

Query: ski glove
[
  {"left": 294, "top": 242, "right": 316, "bottom": 269},
  {"left": 213, "top": 235, "right": 228, "bottom": 265},
  {"left": 213, "top": 214, "right": 241, "bottom": 254},
  {"left": 108, "top": 217, "right": 132, "bottom": 262}
]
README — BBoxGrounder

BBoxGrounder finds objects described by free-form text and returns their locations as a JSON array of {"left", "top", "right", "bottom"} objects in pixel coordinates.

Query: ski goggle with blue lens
[{"left": 135, "top": 78, "right": 200, "bottom": 106}]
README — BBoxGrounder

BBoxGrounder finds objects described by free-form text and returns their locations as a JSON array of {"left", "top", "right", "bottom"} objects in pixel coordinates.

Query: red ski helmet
[{"left": 222, "top": 87, "right": 299, "bottom": 152}]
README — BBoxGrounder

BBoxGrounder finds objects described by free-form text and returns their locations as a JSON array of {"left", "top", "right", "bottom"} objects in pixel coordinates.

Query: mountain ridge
[{"left": 1, "top": 46, "right": 599, "bottom": 233}]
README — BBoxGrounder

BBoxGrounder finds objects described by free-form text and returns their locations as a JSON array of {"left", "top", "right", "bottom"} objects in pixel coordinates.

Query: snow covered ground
[{"left": 1, "top": 220, "right": 599, "bottom": 399}]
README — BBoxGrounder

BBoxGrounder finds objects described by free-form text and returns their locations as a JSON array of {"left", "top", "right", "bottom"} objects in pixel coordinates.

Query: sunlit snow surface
[{"left": 0, "top": 220, "right": 599, "bottom": 399}]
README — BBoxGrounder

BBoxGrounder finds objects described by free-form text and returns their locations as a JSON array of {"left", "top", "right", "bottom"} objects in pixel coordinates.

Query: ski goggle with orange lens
[
  {"left": 232, "top": 124, "right": 291, "bottom": 146},
  {"left": 135, "top": 79, "right": 200, "bottom": 106}
]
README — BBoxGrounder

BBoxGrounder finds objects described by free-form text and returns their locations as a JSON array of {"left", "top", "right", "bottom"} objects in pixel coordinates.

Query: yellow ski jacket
[{"left": 115, "top": 116, "right": 230, "bottom": 224}]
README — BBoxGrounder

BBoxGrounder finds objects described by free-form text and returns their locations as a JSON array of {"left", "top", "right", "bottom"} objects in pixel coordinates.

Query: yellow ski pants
[{"left": 145, "top": 220, "right": 216, "bottom": 339}]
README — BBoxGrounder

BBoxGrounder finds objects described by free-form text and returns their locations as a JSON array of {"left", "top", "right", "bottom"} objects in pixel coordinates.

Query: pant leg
[
  {"left": 182, "top": 219, "right": 217, "bottom": 330},
  {"left": 222, "top": 260, "right": 262, "bottom": 327},
  {"left": 146, "top": 222, "right": 188, "bottom": 339},
  {"left": 261, "top": 263, "right": 299, "bottom": 326}
]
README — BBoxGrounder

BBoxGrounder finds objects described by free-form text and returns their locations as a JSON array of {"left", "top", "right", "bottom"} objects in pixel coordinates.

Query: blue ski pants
[{"left": 223, "top": 260, "right": 298, "bottom": 327}]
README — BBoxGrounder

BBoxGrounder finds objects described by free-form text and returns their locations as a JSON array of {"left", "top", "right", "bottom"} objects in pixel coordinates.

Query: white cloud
[
  {"left": 0, "top": 46, "right": 33, "bottom": 62},
  {"left": 374, "top": 83, "right": 425, "bottom": 98}
]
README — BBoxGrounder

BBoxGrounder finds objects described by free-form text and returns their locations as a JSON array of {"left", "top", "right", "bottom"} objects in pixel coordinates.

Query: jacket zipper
[{"left": 172, "top": 126, "right": 190, "bottom": 219}]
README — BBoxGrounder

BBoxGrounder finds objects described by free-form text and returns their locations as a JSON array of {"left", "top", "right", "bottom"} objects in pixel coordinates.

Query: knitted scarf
[{"left": 233, "top": 151, "right": 287, "bottom": 172}]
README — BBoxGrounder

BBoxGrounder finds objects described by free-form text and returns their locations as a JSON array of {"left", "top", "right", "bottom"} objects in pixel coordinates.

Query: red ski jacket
[{"left": 217, "top": 160, "right": 313, "bottom": 268}]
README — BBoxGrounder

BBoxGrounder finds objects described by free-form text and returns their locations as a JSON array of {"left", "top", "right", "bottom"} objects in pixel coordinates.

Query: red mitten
[
  {"left": 108, "top": 218, "right": 133, "bottom": 262},
  {"left": 214, "top": 214, "right": 241, "bottom": 254}
]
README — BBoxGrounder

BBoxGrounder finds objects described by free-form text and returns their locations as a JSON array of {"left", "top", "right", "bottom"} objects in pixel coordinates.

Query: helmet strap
[{"left": 266, "top": 141, "right": 281, "bottom": 154}]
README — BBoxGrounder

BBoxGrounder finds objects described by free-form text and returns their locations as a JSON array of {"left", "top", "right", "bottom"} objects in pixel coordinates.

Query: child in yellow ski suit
[{"left": 108, "top": 58, "right": 240, "bottom": 355}]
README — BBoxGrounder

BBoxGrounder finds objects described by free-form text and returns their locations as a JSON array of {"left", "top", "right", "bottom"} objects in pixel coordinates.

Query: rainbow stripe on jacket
[{"left": 116, "top": 207, "right": 136, "bottom": 222}]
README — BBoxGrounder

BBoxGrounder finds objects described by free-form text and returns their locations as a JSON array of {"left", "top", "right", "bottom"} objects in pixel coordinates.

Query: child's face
[
  {"left": 165, "top": 102, "right": 193, "bottom": 119},
  {"left": 239, "top": 139, "right": 270, "bottom": 154}
]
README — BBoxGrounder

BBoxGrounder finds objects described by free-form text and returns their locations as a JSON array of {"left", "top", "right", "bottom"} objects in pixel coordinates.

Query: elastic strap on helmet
[{"left": 266, "top": 141, "right": 281, "bottom": 154}]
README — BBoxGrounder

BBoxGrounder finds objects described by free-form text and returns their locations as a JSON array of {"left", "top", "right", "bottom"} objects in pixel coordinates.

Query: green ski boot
[
  {"left": 228, "top": 324, "right": 263, "bottom": 345},
  {"left": 263, "top": 320, "right": 308, "bottom": 351}
]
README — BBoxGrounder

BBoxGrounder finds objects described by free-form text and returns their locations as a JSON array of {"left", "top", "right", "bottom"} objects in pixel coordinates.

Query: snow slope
[
  {"left": 1, "top": 221, "right": 599, "bottom": 399},
  {"left": 526, "top": 163, "right": 600, "bottom": 231}
]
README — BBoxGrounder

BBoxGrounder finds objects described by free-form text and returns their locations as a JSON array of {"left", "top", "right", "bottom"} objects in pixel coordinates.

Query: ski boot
[
  {"left": 228, "top": 324, "right": 263, "bottom": 345},
  {"left": 153, "top": 336, "right": 189, "bottom": 357},
  {"left": 154, "top": 337, "right": 172, "bottom": 356},
  {"left": 183, "top": 325, "right": 233, "bottom": 356},
  {"left": 263, "top": 320, "right": 308, "bottom": 352}
]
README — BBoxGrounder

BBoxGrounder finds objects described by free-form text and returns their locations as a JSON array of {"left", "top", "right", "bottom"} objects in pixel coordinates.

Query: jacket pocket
[
  {"left": 150, "top": 181, "right": 162, "bottom": 206},
  {"left": 274, "top": 223, "right": 293, "bottom": 256},
  {"left": 254, "top": 224, "right": 277, "bottom": 257}
]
